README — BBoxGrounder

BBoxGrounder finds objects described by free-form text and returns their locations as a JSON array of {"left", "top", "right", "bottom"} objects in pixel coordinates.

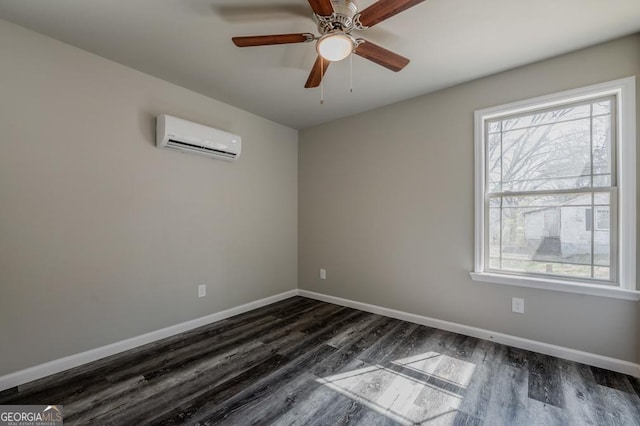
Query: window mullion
[
  {"left": 590, "top": 193, "right": 595, "bottom": 278},
  {"left": 499, "top": 121, "right": 503, "bottom": 270},
  {"left": 609, "top": 188, "right": 618, "bottom": 283},
  {"left": 487, "top": 187, "right": 614, "bottom": 198},
  {"left": 590, "top": 103, "right": 595, "bottom": 279}
]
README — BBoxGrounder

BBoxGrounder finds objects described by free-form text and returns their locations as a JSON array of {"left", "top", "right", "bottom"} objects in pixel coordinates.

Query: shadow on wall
[{"left": 137, "top": 111, "right": 157, "bottom": 147}]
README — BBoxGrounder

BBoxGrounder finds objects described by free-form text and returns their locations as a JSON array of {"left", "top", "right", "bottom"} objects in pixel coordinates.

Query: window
[{"left": 472, "top": 78, "right": 638, "bottom": 300}]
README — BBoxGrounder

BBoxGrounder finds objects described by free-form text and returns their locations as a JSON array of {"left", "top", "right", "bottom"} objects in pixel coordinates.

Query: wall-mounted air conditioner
[{"left": 156, "top": 114, "right": 241, "bottom": 161}]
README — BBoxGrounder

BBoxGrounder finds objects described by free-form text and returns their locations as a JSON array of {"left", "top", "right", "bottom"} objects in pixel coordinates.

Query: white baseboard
[
  {"left": 297, "top": 289, "right": 640, "bottom": 378},
  {"left": 2, "top": 287, "right": 637, "bottom": 393},
  {"left": 0, "top": 289, "right": 298, "bottom": 392}
]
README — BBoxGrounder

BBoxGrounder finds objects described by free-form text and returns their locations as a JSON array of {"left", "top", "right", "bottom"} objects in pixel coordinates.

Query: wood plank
[
  {"left": 62, "top": 375, "right": 146, "bottom": 420},
  {"left": 455, "top": 339, "right": 506, "bottom": 420},
  {"left": 311, "top": 315, "right": 396, "bottom": 377},
  {"left": 560, "top": 361, "right": 601, "bottom": 425},
  {"left": 528, "top": 352, "right": 566, "bottom": 408},
  {"left": 293, "top": 359, "right": 378, "bottom": 426},
  {"left": 527, "top": 398, "right": 570, "bottom": 425},
  {"left": 481, "top": 348, "right": 530, "bottom": 426},
  {"left": 357, "top": 321, "right": 417, "bottom": 364},
  {"left": 192, "top": 346, "right": 340, "bottom": 424},
  {"left": 261, "top": 302, "right": 344, "bottom": 344},
  {"left": 154, "top": 345, "right": 337, "bottom": 425},
  {"left": 68, "top": 340, "right": 268, "bottom": 424}
]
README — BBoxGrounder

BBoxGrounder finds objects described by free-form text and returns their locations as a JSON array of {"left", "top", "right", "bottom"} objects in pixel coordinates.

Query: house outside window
[
  {"left": 595, "top": 207, "right": 610, "bottom": 231},
  {"left": 471, "top": 78, "right": 638, "bottom": 300}
]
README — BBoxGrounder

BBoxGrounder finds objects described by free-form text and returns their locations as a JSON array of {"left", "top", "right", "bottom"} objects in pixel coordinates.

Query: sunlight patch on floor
[
  {"left": 392, "top": 352, "right": 476, "bottom": 389},
  {"left": 317, "top": 352, "right": 476, "bottom": 425}
]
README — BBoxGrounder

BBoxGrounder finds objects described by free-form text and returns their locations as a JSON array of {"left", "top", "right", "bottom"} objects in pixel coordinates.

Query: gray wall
[
  {"left": 0, "top": 19, "right": 298, "bottom": 375},
  {"left": 299, "top": 34, "right": 640, "bottom": 363}
]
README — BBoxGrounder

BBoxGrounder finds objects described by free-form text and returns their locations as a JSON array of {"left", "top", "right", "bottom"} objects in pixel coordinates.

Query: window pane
[
  {"left": 596, "top": 207, "right": 610, "bottom": 230},
  {"left": 594, "top": 266, "right": 610, "bottom": 280},
  {"left": 489, "top": 207, "right": 500, "bottom": 257},
  {"left": 594, "top": 207, "right": 611, "bottom": 268},
  {"left": 487, "top": 192, "right": 612, "bottom": 281},
  {"left": 594, "top": 229, "right": 610, "bottom": 266},
  {"left": 502, "top": 202, "right": 589, "bottom": 267},
  {"left": 593, "top": 175, "right": 611, "bottom": 187},
  {"left": 487, "top": 100, "right": 614, "bottom": 193},
  {"left": 592, "top": 99, "right": 611, "bottom": 116},
  {"left": 501, "top": 119, "right": 591, "bottom": 191},
  {"left": 593, "top": 115, "right": 612, "bottom": 177},
  {"left": 487, "top": 133, "right": 502, "bottom": 192},
  {"left": 502, "top": 104, "right": 591, "bottom": 131},
  {"left": 594, "top": 192, "right": 610, "bottom": 205},
  {"left": 488, "top": 121, "right": 501, "bottom": 134},
  {"left": 489, "top": 257, "right": 500, "bottom": 269},
  {"left": 501, "top": 259, "right": 592, "bottom": 278}
]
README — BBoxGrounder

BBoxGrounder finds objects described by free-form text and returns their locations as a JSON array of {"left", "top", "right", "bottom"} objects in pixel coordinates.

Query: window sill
[{"left": 470, "top": 272, "right": 640, "bottom": 301}]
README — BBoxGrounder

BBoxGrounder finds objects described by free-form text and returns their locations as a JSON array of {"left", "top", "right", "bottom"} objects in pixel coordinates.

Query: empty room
[{"left": 0, "top": 0, "right": 639, "bottom": 424}]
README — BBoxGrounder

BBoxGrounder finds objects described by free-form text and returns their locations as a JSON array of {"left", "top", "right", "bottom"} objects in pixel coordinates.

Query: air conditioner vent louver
[
  {"left": 156, "top": 114, "right": 241, "bottom": 161},
  {"left": 166, "top": 139, "right": 237, "bottom": 159}
]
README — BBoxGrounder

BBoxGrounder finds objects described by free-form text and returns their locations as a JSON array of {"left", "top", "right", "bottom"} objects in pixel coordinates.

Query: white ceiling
[{"left": 1, "top": 0, "right": 639, "bottom": 129}]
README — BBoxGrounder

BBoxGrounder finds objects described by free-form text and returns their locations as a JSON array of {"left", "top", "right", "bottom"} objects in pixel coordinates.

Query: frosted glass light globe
[{"left": 317, "top": 32, "right": 354, "bottom": 62}]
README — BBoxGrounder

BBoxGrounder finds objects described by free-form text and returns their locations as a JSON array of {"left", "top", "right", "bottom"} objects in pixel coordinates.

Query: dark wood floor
[{"left": 1, "top": 296, "right": 639, "bottom": 425}]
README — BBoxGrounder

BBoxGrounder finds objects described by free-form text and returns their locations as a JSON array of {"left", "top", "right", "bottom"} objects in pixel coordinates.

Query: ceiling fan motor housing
[{"left": 315, "top": 0, "right": 360, "bottom": 34}]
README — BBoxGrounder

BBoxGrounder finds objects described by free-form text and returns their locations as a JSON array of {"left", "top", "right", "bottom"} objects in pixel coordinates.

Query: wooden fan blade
[
  {"left": 355, "top": 40, "right": 409, "bottom": 72},
  {"left": 305, "top": 56, "right": 331, "bottom": 88},
  {"left": 232, "top": 33, "right": 313, "bottom": 47},
  {"left": 307, "top": 0, "right": 334, "bottom": 16},
  {"left": 357, "top": 0, "right": 426, "bottom": 27}
]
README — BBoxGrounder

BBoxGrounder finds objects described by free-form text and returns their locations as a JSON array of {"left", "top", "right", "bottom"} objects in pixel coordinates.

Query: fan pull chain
[
  {"left": 320, "top": 56, "right": 324, "bottom": 105},
  {"left": 350, "top": 53, "right": 353, "bottom": 93}
]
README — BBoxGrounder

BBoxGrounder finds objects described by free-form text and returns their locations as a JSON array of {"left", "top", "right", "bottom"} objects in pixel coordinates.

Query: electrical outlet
[
  {"left": 512, "top": 297, "right": 524, "bottom": 314},
  {"left": 198, "top": 284, "right": 206, "bottom": 298},
  {"left": 320, "top": 268, "right": 326, "bottom": 280}
]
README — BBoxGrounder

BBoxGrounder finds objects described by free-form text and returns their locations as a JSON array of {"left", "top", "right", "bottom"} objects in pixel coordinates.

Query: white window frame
[{"left": 471, "top": 77, "right": 639, "bottom": 301}]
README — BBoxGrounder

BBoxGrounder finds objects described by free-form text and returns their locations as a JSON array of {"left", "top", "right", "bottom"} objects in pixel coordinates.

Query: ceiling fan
[{"left": 231, "top": 0, "right": 426, "bottom": 88}]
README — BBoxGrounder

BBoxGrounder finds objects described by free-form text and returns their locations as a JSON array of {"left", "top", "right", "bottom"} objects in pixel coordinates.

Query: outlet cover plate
[{"left": 512, "top": 297, "right": 524, "bottom": 314}]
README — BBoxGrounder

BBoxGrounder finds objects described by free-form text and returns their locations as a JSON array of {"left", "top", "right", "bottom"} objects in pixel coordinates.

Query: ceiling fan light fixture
[{"left": 316, "top": 32, "right": 354, "bottom": 62}]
